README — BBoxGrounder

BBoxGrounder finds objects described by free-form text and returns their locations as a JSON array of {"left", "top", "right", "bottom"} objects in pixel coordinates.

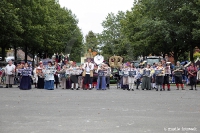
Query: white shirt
[
  {"left": 83, "top": 62, "right": 94, "bottom": 74},
  {"left": 5, "top": 64, "right": 15, "bottom": 75}
]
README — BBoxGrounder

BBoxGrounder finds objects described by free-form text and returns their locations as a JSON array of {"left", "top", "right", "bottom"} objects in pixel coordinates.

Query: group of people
[
  {"left": 1, "top": 58, "right": 200, "bottom": 91},
  {"left": 1, "top": 58, "right": 112, "bottom": 90},
  {"left": 118, "top": 60, "right": 199, "bottom": 91}
]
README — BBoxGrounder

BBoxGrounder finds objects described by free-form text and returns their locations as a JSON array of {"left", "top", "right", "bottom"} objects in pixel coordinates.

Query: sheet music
[
  {"left": 129, "top": 71, "right": 136, "bottom": 77},
  {"left": 19, "top": 69, "right": 32, "bottom": 76},
  {"left": 143, "top": 69, "right": 150, "bottom": 76}
]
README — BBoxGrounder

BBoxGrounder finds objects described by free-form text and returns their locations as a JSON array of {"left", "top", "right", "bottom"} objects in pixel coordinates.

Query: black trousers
[
  {"left": 163, "top": 74, "right": 169, "bottom": 84},
  {"left": 175, "top": 76, "right": 183, "bottom": 84},
  {"left": 84, "top": 74, "right": 92, "bottom": 85}
]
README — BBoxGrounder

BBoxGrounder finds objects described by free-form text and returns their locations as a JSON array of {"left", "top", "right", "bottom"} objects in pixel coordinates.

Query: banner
[{"left": 19, "top": 69, "right": 32, "bottom": 76}]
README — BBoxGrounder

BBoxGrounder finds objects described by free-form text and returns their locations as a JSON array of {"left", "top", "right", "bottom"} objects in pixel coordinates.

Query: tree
[
  {"left": 121, "top": 0, "right": 200, "bottom": 62},
  {"left": 99, "top": 11, "right": 130, "bottom": 61},
  {"left": 10, "top": 0, "right": 83, "bottom": 63},
  {"left": 85, "top": 31, "right": 99, "bottom": 52},
  {"left": 0, "top": 0, "right": 23, "bottom": 61}
]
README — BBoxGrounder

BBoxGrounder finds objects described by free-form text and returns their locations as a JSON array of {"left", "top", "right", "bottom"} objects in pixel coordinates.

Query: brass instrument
[{"left": 109, "top": 56, "right": 123, "bottom": 68}]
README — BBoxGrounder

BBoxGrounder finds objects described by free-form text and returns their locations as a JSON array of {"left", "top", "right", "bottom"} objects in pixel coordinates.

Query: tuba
[{"left": 94, "top": 54, "right": 104, "bottom": 65}]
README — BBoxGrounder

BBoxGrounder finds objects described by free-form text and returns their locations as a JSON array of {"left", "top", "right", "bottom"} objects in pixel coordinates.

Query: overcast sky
[{"left": 59, "top": 0, "right": 134, "bottom": 37}]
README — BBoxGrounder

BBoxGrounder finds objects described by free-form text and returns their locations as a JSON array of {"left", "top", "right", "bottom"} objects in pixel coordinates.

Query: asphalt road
[{"left": 0, "top": 85, "right": 199, "bottom": 133}]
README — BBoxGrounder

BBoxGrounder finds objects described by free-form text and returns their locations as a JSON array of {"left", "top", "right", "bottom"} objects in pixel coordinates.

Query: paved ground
[{"left": 0, "top": 85, "right": 200, "bottom": 133}]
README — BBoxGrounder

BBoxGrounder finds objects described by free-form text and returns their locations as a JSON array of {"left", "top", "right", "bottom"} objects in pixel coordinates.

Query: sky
[{"left": 59, "top": 0, "right": 134, "bottom": 37}]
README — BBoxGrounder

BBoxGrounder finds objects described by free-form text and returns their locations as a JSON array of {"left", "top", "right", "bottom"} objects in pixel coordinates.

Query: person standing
[
  {"left": 96, "top": 64, "right": 107, "bottom": 90},
  {"left": 163, "top": 62, "right": 171, "bottom": 91},
  {"left": 78, "top": 64, "right": 84, "bottom": 89},
  {"left": 82, "top": 58, "right": 94, "bottom": 90},
  {"left": 69, "top": 62, "right": 79, "bottom": 90},
  {"left": 173, "top": 61, "right": 184, "bottom": 90},
  {"left": 54, "top": 62, "right": 61, "bottom": 89},
  {"left": 134, "top": 67, "right": 142, "bottom": 90},
  {"left": 155, "top": 62, "right": 165, "bottom": 91},
  {"left": 141, "top": 64, "right": 152, "bottom": 90},
  {"left": 5, "top": 60, "right": 16, "bottom": 88},
  {"left": 187, "top": 62, "right": 198, "bottom": 90},
  {"left": 37, "top": 62, "right": 45, "bottom": 89},
  {"left": 128, "top": 63, "right": 136, "bottom": 91},
  {"left": 122, "top": 63, "right": 129, "bottom": 90},
  {"left": 57, "top": 65, "right": 67, "bottom": 89},
  {"left": 197, "top": 65, "right": 200, "bottom": 82},
  {"left": 19, "top": 63, "right": 32, "bottom": 90},
  {"left": 33, "top": 64, "right": 38, "bottom": 88},
  {"left": 104, "top": 64, "right": 111, "bottom": 89},
  {"left": 44, "top": 61, "right": 56, "bottom": 90}
]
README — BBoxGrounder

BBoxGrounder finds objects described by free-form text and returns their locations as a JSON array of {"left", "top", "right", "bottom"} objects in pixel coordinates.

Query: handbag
[
  {"left": 82, "top": 70, "right": 86, "bottom": 77},
  {"left": 90, "top": 70, "right": 93, "bottom": 77}
]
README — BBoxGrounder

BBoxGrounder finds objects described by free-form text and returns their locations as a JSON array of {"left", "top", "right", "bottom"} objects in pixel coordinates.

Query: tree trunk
[
  {"left": 32, "top": 52, "right": 35, "bottom": 68},
  {"left": 189, "top": 46, "right": 194, "bottom": 62},
  {"left": 14, "top": 45, "right": 17, "bottom": 61},
  {"left": 1, "top": 46, "right": 6, "bottom": 61},
  {"left": 25, "top": 45, "right": 28, "bottom": 62},
  {"left": 173, "top": 52, "right": 178, "bottom": 64}
]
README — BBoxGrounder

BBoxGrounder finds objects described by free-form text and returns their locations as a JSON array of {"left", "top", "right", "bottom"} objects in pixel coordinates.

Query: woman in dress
[
  {"left": 187, "top": 62, "right": 198, "bottom": 90},
  {"left": 19, "top": 63, "right": 32, "bottom": 90},
  {"left": 44, "top": 61, "right": 56, "bottom": 90},
  {"left": 173, "top": 61, "right": 184, "bottom": 90},
  {"left": 96, "top": 63, "right": 107, "bottom": 90},
  {"left": 37, "top": 62, "right": 45, "bottom": 89},
  {"left": 141, "top": 64, "right": 152, "bottom": 90}
]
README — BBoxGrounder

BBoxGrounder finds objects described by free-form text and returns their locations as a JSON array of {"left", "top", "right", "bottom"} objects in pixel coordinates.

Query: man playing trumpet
[{"left": 82, "top": 58, "right": 94, "bottom": 90}]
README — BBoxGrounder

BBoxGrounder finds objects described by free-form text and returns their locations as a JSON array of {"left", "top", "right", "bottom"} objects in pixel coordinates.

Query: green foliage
[
  {"left": 85, "top": 31, "right": 99, "bottom": 52},
  {"left": 0, "top": 0, "right": 83, "bottom": 62},
  {"left": 99, "top": 0, "right": 200, "bottom": 62},
  {"left": 99, "top": 11, "right": 130, "bottom": 61},
  {"left": 194, "top": 52, "right": 200, "bottom": 60},
  {"left": 0, "top": 0, "right": 23, "bottom": 60}
]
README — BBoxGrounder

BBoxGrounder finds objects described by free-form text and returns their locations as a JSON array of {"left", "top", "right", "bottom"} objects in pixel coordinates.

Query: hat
[{"left": 177, "top": 61, "right": 180, "bottom": 64}]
